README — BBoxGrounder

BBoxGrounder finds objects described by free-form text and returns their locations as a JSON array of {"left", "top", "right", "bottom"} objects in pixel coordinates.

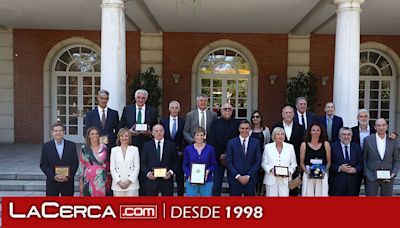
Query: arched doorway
[
  {"left": 51, "top": 45, "right": 101, "bottom": 142},
  {"left": 192, "top": 40, "right": 258, "bottom": 120},
  {"left": 359, "top": 49, "right": 396, "bottom": 128}
]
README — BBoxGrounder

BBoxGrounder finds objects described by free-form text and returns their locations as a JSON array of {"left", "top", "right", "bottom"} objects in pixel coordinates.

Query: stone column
[
  {"left": 100, "top": 0, "right": 126, "bottom": 115},
  {"left": 333, "top": 0, "right": 365, "bottom": 127}
]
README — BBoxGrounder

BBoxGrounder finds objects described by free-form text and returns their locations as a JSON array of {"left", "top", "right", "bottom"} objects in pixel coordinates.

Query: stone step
[{"left": 0, "top": 180, "right": 80, "bottom": 192}]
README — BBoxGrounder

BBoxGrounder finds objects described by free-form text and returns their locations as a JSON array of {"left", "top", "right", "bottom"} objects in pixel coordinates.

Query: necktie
[
  {"left": 200, "top": 111, "right": 205, "bottom": 129},
  {"left": 327, "top": 117, "right": 333, "bottom": 141},
  {"left": 345, "top": 145, "right": 350, "bottom": 162},
  {"left": 101, "top": 109, "right": 106, "bottom": 128},
  {"left": 301, "top": 114, "right": 306, "bottom": 130},
  {"left": 137, "top": 108, "right": 142, "bottom": 124},
  {"left": 171, "top": 118, "right": 177, "bottom": 140},
  {"left": 242, "top": 139, "right": 246, "bottom": 155},
  {"left": 157, "top": 141, "right": 161, "bottom": 161}
]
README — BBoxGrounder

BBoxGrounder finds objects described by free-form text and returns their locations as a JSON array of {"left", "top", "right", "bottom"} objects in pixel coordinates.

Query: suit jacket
[
  {"left": 272, "top": 121, "right": 304, "bottom": 164},
  {"left": 119, "top": 104, "right": 158, "bottom": 149},
  {"left": 40, "top": 139, "right": 79, "bottom": 184},
  {"left": 183, "top": 109, "right": 217, "bottom": 144},
  {"left": 160, "top": 117, "right": 185, "bottom": 151},
  {"left": 261, "top": 142, "right": 297, "bottom": 186},
  {"left": 293, "top": 111, "right": 317, "bottom": 129},
  {"left": 329, "top": 142, "right": 363, "bottom": 195},
  {"left": 110, "top": 145, "right": 140, "bottom": 191},
  {"left": 140, "top": 139, "right": 179, "bottom": 190},
  {"left": 226, "top": 136, "right": 261, "bottom": 184},
  {"left": 85, "top": 107, "right": 119, "bottom": 147},
  {"left": 363, "top": 134, "right": 400, "bottom": 182},
  {"left": 351, "top": 124, "right": 376, "bottom": 146},
  {"left": 318, "top": 115, "right": 343, "bottom": 143}
]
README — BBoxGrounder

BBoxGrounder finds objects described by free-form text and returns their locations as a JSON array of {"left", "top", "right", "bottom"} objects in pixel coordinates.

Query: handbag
[{"left": 288, "top": 176, "right": 302, "bottom": 190}]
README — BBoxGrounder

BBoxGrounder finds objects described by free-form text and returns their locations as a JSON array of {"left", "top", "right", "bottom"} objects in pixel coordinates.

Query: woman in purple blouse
[{"left": 183, "top": 127, "right": 217, "bottom": 196}]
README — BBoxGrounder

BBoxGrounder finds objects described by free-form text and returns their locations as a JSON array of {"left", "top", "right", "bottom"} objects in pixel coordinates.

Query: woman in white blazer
[
  {"left": 262, "top": 127, "right": 297, "bottom": 196},
  {"left": 110, "top": 128, "right": 140, "bottom": 196}
]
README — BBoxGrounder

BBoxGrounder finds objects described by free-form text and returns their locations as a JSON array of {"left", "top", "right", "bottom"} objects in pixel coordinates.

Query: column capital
[
  {"left": 101, "top": 0, "right": 125, "bottom": 9},
  {"left": 334, "top": 0, "right": 365, "bottom": 10}
]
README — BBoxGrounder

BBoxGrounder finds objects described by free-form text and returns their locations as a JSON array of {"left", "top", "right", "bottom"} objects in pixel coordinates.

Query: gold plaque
[
  {"left": 99, "top": 135, "right": 109, "bottom": 144},
  {"left": 153, "top": 168, "right": 167, "bottom": 178},
  {"left": 55, "top": 166, "right": 70, "bottom": 177}
]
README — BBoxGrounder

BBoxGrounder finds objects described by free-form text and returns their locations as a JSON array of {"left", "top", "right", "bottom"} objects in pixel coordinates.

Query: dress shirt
[
  {"left": 169, "top": 115, "right": 178, "bottom": 136},
  {"left": 136, "top": 104, "right": 146, "bottom": 124},
  {"left": 376, "top": 134, "right": 386, "bottom": 160},
  {"left": 340, "top": 142, "right": 350, "bottom": 162},
  {"left": 297, "top": 111, "right": 307, "bottom": 128},
  {"left": 198, "top": 108, "right": 207, "bottom": 130},
  {"left": 283, "top": 121, "right": 293, "bottom": 141},
  {"left": 54, "top": 139, "right": 64, "bottom": 160},
  {"left": 153, "top": 138, "right": 174, "bottom": 175},
  {"left": 359, "top": 125, "right": 370, "bottom": 150},
  {"left": 97, "top": 106, "right": 108, "bottom": 119},
  {"left": 236, "top": 135, "right": 250, "bottom": 179}
]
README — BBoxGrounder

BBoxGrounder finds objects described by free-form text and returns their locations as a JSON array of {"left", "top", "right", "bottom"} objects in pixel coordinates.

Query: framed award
[
  {"left": 135, "top": 124, "right": 148, "bottom": 131},
  {"left": 99, "top": 135, "right": 109, "bottom": 144},
  {"left": 274, "top": 166, "right": 289, "bottom": 177},
  {"left": 153, "top": 167, "right": 167, "bottom": 178},
  {"left": 376, "top": 169, "right": 391, "bottom": 180},
  {"left": 55, "top": 166, "right": 70, "bottom": 177},
  {"left": 190, "top": 163, "right": 206, "bottom": 185}
]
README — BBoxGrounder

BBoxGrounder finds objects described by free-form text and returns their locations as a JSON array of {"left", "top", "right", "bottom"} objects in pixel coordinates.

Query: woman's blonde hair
[{"left": 116, "top": 128, "right": 132, "bottom": 146}]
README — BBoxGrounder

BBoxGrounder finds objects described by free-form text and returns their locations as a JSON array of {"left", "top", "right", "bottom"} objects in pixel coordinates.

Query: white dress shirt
[
  {"left": 283, "top": 121, "right": 293, "bottom": 141},
  {"left": 359, "top": 125, "right": 370, "bottom": 150},
  {"left": 169, "top": 115, "right": 178, "bottom": 135},
  {"left": 198, "top": 108, "right": 207, "bottom": 130},
  {"left": 376, "top": 134, "right": 386, "bottom": 160},
  {"left": 97, "top": 106, "right": 108, "bottom": 119},
  {"left": 135, "top": 104, "right": 146, "bottom": 124},
  {"left": 297, "top": 111, "right": 307, "bottom": 128}
]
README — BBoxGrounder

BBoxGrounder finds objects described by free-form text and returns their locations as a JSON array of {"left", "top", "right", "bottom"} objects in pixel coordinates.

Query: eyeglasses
[
  {"left": 252, "top": 115, "right": 260, "bottom": 118},
  {"left": 222, "top": 108, "right": 232, "bottom": 111}
]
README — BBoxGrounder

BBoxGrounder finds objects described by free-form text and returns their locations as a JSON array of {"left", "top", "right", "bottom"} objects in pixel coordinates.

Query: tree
[
  {"left": 129, "top": 67, "right": 162, "bottom": 109},
  {"left": 287, "top": 71, "right": 319, "bottom": 112}
]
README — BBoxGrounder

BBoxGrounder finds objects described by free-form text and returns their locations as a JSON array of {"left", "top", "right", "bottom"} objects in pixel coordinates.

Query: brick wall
[
  {"left": 13, "top": 29, "right": 140, "bottom": 143},
  {"left": 163, "top": 32, "right": 288, "bottom": 127}
]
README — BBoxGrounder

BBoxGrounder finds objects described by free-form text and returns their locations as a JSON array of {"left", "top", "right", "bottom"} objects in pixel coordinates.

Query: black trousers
[{"left": 46, "top": 181, "right": 74, "bottom": 196}]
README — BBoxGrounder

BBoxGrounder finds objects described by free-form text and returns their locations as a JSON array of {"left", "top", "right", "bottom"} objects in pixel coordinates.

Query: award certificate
[{"left": 190, "top": 163, "right": 206, "bottom": 185}]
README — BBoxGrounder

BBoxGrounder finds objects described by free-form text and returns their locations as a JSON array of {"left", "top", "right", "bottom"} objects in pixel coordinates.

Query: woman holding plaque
[
  {"left": 110, "top": 128, "right": 140, "bottom": 196},
  {"left": 262, "top": 127, "right": 297, "bottom": 196},
  {"left": 300, "top": 122, "right": 331, "bottom": 196},
  {"left": 79, "top": 127, "right": 111, "bottom": 196},
  {"left": 183, "top": 127, "right": 217, "bottom": 196}
]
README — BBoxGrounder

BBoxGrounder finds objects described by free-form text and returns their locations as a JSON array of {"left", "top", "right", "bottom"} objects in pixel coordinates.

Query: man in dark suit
[
  {"left": 40, "top": 122, "right": 79, "bottom": 196},
  {"left": 119, "top": 89, "right": 158, "bottom": 150},
  {"left": 183, "top": 94, "right": 217, "bottom": 144},
  {"left": 84, "top": 89, "right": 119, "bottom": 157},
  {"left": 272, "top": 105, "right": 304, "bottom": 196},
  {"left": 364, "top": 118, "right": 400, "bottom": 196},
  {"left": 293, "top": 96, "right": 317, "bottom": 130},
  {"left": 208, "top": 102, "right": 240, "bottom": 196},
  {"left": 119, "top": 89, "right": 158, "bottom": 196},
  {"left": 226, "top": 120, "right": 261, "bottom": 196},
  {"left": 318, "top": 102, "right": 343, "bottom": 143},
  {"left": 160, "top": 100, "right": 185, "bottom": 196},
  {"left": 329, "top": 127, "right": 363, "bottom": 196},
  {"left": 141, "top": 124, "right": 179, "bottom": 196}
]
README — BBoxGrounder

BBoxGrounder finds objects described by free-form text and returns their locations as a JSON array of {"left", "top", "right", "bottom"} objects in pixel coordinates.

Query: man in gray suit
[
  {"left": 363, "top": 118, "right": 400, "bottom": 196},
  {"left": 183, "top": 94, "right": 217, "bottom": 144}
]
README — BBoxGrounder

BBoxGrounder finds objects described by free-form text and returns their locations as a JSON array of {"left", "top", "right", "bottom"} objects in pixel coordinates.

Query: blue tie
[
  {"left": 171, "top": 118, "right": 177, "bottom": 140},
  {"left": 345, "top": 145, "right": 350, "bottom": 162}
]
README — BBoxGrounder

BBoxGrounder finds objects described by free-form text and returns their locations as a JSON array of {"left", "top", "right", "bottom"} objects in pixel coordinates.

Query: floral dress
[{"left": 78, "top": 144, "right": 111, "bottom": 196}]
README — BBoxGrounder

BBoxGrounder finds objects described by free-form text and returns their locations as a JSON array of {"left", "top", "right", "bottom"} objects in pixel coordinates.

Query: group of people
[{"left": 40, "top": 89, "right": 400, "bottom": 197}]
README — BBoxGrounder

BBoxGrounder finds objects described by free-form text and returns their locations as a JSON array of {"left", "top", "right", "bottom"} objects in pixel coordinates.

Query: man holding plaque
[
  {"left": 329, "top": 127, "right": 363, "bottom": 196},
  {"left": 40, "top": 122, "right": 79, "bottom": 196},
  {"left": 363, "top": 118, "right": 400, "bottom": 196},
  {"left": 141, "top": 124, "right": 179, "bottom": 196},
  {"left": 119, "top": 89, "right": 158, "bottom": 150},
  {"left": 226, "top": 120, "right": 262, "bottom": 196},
  {"left": 85, "top": 89, "right": 119, "bottom": 158}
]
